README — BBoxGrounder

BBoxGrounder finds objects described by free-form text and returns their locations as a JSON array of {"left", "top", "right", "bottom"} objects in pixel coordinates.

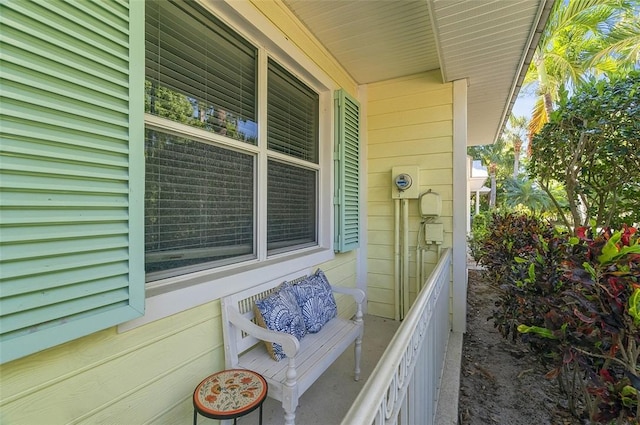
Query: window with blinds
[
  {"left": 267, "top": 160, "right": 317, "bottom": 254},
  {"left": 144, "top": 0, "right": 322, "bottom": 280},
  {"left": 267, "top": 60, "right": 319, "bottom": 253},
  {"left": 145, "top": 0, "right": 258, "bottom": 144},
  {"left": 144, "top": 129, "right": 255, "bottom": 279},
  {"left": 267, "top": 60, "right": 319, "bottom": 163}
]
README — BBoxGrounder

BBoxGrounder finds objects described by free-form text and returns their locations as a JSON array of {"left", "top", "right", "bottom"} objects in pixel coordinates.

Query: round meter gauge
[{"left": 394, "top": 173, "right": 413, "bottom": 191}]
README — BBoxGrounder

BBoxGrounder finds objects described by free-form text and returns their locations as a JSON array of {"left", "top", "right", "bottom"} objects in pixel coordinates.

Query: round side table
[{"left": 193, "top": 369, "right": 268, "bottom": 425}]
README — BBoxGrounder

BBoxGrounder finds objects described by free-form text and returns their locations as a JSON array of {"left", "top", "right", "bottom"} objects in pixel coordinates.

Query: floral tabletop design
[{"left": 194, "top": 369, "right": 267, "bottom": 418}]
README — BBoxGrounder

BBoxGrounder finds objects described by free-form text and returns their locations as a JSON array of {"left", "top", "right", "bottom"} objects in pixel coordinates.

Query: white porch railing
[{"left": 341, "top": 248, "right": 452, "bottom": 425}]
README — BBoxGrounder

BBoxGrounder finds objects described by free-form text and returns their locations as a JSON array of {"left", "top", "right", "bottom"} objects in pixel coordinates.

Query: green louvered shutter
[
  {"left": 0, "top": 0, "right": 145, "bottom": 364},
  {"left": 334, "top": 89, "right": 360, "bottom": 253}
]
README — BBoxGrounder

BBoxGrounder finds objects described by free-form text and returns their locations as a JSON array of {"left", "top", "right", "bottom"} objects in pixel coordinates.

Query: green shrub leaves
[{"left": 476, "top": 212, "right": 639, "bottom": 423}]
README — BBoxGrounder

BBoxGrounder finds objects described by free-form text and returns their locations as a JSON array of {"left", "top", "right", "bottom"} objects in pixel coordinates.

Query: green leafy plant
[
  {"left": 476, "top": 212, "right": 568, "bottom": 342},
  {"left": 479, "top": 213, "right": 639, "bottom": 423},
  {"left": 528, "top": 71, "right": 640, "bottom": 232},
  {"left": 562, "top": 226, "right": 639, "bottom": 423},
  {"left": 518, "top": 225, "right": 640, "bottom": 423},
  {"left": 468, "top": 211, "right": 491, "bottom": 262}
]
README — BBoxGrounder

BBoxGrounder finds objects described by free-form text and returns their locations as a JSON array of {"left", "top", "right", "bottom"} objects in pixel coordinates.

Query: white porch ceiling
[{"left": 283, "top": 0, "right": 553, "bottom": 146}]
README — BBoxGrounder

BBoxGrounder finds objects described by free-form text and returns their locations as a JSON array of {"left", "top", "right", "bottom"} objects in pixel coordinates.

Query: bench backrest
[{"left": 221, "top": 274, "right": 308, "bottom": 367}]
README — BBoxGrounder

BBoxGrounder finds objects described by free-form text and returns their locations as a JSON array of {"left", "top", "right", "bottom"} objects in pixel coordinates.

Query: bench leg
[
  {"left": 282, "top": 392, "right": 297, "bottom": 425},
  {"left": 283, "top": 408, "right": 296, "bottom": 425},
  {"left": 354, "top": 333, "right": 362, "bottom": 381},
  {"left": 283, "top": 358, "right": 298, "bottom": 425}
]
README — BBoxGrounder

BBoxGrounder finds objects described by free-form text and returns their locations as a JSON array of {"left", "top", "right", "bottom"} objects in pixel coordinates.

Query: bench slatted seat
[{"left": 221, "top": 274, "right": 365, "bottom": 425}]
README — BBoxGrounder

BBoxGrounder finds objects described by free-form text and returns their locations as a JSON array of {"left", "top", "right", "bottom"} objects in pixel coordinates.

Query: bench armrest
[
  {"left": 330, "top": 285, "right": 365, "bottom": 323},
  {"left": 330, "top": 285, "right": 366, "bottom": 304},
  {"left": 226, "top": 307, "right": 300, "bottom": 358}
]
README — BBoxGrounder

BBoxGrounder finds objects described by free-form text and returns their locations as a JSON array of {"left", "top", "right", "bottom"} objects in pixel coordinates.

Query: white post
[
  {"left": 452, "top": 79, "right": 468, "bottom": 333},
  {"left": 394, "top": 198, "right": 401, "bottom": 321},
  {"left": 356, "top": 84, "right": 369, "bottom": 303},
  {"left": 402, "top": 198, "right": 409, "bottom": 318}
]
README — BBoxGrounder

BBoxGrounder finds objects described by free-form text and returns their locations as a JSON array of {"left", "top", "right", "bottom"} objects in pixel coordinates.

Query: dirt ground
[{"left": 458, "top": 269, "right": 584, "bottom": 425}]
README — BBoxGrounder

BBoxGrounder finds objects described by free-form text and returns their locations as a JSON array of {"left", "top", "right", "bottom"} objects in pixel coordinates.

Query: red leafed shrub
[
  {"left": 478, "top": 213, "right": 639, "bottom": 423},
  {"left": 554, "top": 225, "right": 639, "bottom": 423}
]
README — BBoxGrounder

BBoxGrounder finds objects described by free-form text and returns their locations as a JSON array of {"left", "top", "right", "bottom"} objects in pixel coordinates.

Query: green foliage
[
  {"left": 475, "top": 212, "right": 569, "bottom": 342},
  {"left": 145, "top": 80, "right": 194, "bottom": 122},
  {"left": 524, "top": 0, "right": 639, "bottom": 136},
  {"left": 476, "top": 211, "right": 559, "bottom": 287},
  {"left": 552, "top": 225, "right": 640, "bottom": 423},
  {"left": 468, "top": 211, "right": 491, "bottom": 262},
  {"left": 517, "top": 324, "right": 557, "bottom": 339},
  {"left": 528, "top": 72, "right": 640, "bottom": 232},
  {"left": 468, "top": 138, "right": 514, "bottom": 209},
  {"left": 630, "top": 288, "right": 640, "bottom": 326},
  {"left": 481, "top": 218, "right": 640, "bottom": 423},
  {"left": 503, "top": 176, "right": 553, "bottom": 213}
]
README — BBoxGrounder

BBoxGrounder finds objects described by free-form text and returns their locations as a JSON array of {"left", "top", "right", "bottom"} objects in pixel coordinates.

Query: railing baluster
[{"left": 341, "top": 249, "right": 452, "bottom": 425}]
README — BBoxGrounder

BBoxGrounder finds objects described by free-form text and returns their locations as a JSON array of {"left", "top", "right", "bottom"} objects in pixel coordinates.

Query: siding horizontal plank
[
  {"left": 368, "top": 105, "right": 452, "bottom": 130},
  {"left": 366, "top": 71, "right": 453, "bottom": 318},
  {"left": 367, "top": 301, "right": 395, "bottom": 318},
  {"left": 368, "top": 137, "right": 452, "bottom": 157},
  {"left": 0, "top": 301, "right": 222, "bottom": 423},
  {"left": 368, "top": 153, "right": 453, "bottom": 173},
  {"left": 369, "top": 121, "right": 453, "bottom": 145}
]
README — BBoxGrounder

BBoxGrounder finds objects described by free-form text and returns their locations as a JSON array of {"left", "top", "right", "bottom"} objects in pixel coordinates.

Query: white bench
[{"left": 221, "top": 273, "right": 365, "bottom": 425}]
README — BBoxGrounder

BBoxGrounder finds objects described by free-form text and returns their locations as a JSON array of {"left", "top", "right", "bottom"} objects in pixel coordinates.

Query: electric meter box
[
  {"left": 425, "top": 223, "right": 444, "bottom": 244},
  {"left": 419, "top": 191, "right": 442, "bottom": 217},
  {"left": 391, "top": 166, "right": 420, "bottom": 199}
]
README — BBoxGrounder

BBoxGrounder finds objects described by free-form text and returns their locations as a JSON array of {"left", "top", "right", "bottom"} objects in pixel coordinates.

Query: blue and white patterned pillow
[
  {"left": 254, "top": 285, "right": 307, "bottom": 361},
  {"left": 288, "top": 269, "right": 338, "bottom": 333}
]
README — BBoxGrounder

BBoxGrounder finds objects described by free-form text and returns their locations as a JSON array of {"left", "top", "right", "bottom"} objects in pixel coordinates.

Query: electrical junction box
[
  {"left": 424, "top": 223, "right": 444, "bottom": 244},
  {"left": 391, "top": 166, "right": 420, "bottom": 199},
  {"left": 419, "top": 191, "right": 442, "bottom": 217}
]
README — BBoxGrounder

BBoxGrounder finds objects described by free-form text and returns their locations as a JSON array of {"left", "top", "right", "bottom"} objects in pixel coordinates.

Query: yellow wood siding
[
  {"left": 366, "top": 71, "right": 454, "bottom": 318},
  {"left": 0, "top": 301, "right": 224, "bottom": 424},
  {"left": 0, "top": 1, "right": 360, "bottom": 423}
]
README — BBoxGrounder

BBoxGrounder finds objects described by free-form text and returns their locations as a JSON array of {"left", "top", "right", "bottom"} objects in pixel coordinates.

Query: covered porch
[
  {"left": 0, "top": 1, "right": 552, "bottom": 424},
  {"left": 237, "top": 250, "right": 457, "bottom": 425},
  {"left": 253, "top": 314, "right": 401, "bottom": 425}
]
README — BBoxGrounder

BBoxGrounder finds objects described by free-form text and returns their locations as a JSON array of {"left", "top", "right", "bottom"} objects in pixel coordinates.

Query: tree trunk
[
  {"left": 513, "top": 139, "right": 522, "bottom": 178},
  {"left": 543, "top": 92, "right": 554, "bottom": 121},
  {"left": 534, "top": 49, "right": 555, "bottom": 120}
]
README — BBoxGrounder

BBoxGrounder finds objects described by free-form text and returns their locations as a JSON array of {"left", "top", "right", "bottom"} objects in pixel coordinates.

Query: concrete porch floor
[{"left": 234, "top": 314, "right": 401, "bottom": 425}]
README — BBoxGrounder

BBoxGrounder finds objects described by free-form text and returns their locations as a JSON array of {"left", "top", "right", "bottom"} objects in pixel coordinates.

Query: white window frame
[{"left": 120, "top": 0, "right": 336, "bottom": 330}]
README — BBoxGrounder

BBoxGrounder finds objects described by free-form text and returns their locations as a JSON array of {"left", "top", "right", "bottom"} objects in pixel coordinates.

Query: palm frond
[
  {"left": 556, "top": 0, "right": 618, "bottom": 31},
  {"left": 528, "top": 98, "right": 548, "bottom": 141},
  {"left": 588, "top": 20, "right": 640, "bottom": 66}
]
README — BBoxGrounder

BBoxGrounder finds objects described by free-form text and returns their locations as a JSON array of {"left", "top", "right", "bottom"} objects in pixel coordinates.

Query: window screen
[
  {"left": 145, "top": 129, "right": 255, "bottom": 278},
  {"left": 145, "top": 0, "right": 258, "bottom": 144},
  {"left": 267, "top": 160, "right": 317, "bottom": 253},
  {"left": 267, "top": 59, "right": 319, "bottom": 163}
]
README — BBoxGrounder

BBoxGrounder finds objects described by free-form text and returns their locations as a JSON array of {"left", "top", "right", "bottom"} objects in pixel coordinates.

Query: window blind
[
  {"left": 267, "top": 59, "right": 319, "bottom": 163},
  {"left": 145, "top": 130, "right": 255, "bottom": 279},
  {"left": 267, "top": 160, "right": 317, "bottom": 253},
  {"left": 145, "top": 0, "right": 257, "bottom": 143}
]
